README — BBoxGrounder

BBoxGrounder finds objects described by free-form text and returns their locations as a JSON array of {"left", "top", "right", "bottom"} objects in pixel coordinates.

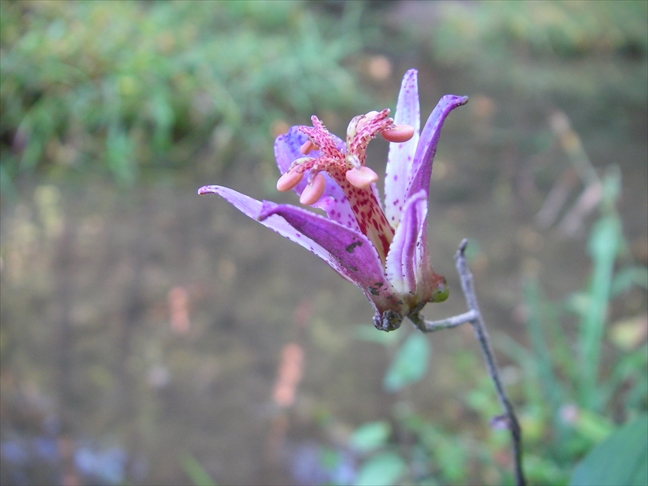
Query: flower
[{"left": 198, "top": 69, "right": 468, "bottom": 331}]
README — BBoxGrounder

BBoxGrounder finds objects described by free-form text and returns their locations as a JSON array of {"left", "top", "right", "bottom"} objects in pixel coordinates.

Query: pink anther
[
  {"left": 276, "top": 170, "right": 304, "bottom": 192},
  {"left": 381, "top": 124, "right": 415, "bottom": 143},
  {"left": 299, "top": 140, "right": 317, "bottom": 154},
  {"left": 299, "top": 173, "right": 326, "bottom": 205},
  {"left": 346, "top": 166, "right": 379, "bottom": 189}
]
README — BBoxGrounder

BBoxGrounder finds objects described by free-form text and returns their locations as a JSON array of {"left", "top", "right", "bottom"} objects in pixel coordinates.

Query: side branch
[
  {"left": 409, "top": 239, "right": 526, "bottom": 486},
  {"left": 409, "top": 309, "right": 477, "bottom": 332}
]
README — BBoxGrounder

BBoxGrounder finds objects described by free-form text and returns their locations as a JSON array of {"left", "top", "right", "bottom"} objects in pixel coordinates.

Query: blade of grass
[
  {"left": 598, "top": 344, "right": 648, "bottom": 411},
  {"left": 494, "top": 332, "right": 544, "bottom": 407},
  {"left": 181, "top": 454, "right": 217, "bottom": 486},
  {"left": 523, "top": 279, "right": 569, "bottom": 448},
  {"left": 579, "top": 212, "right": 621, "bottom": 410}
]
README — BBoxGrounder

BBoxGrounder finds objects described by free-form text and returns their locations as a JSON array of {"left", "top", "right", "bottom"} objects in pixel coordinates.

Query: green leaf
[
  {"left": 354, "top": 325, "right": 402, "bottom": 346},
  {"left": 570, "top": 414, "right": 648, "bottom": 486},
  {"left": 580, "top": 212, "right": 622, "bottom": 409},
  {"left": 383, "top": 332, "right": 430, "bottom": 392},
  {"left": 181, "top": 454, "right": 217, "bottom": 486},
  {"left": 350, "top": 421, "right": 391, "bottom": 453},
  {"left": 354, "top": 451, "right": 406, "bottom": 486},
  {"left": 569, "top": 408, "right": 616, "bottom": 443},
  {"left": 611, "top": 266, "right": 648, "bottom": 295}
]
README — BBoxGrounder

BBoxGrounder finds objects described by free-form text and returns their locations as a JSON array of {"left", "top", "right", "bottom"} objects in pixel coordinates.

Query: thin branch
[
  {"left": 409, "top": 239, "right": 526, "bottom": 486},
  {"left": 409, "top": 309, "right": 477, "bottom": 332}
]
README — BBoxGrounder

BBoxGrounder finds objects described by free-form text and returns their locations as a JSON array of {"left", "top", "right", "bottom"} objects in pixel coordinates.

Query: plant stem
[{"left": 409, "top": 239, "right": 526, "bottom": 486}]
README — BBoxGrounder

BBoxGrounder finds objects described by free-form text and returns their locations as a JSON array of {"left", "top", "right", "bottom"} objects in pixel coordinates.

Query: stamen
[
  {"left": 299, "top": 173, "right": 326, "bottom": 205},
  {"left": 291, "top": 110, "right": 396, "bottom": 262},
  {"left": 346, "top": 166, "right": 379, "bottom": 189},
  {"left": 299, "top": 140, "right": 317, "bottom": 154},
  {"left": 381, "top": 124, "right": 415, "bottom": 143},
  {"left": 277, "top": 170, "right": 304, "bottom": 192}
]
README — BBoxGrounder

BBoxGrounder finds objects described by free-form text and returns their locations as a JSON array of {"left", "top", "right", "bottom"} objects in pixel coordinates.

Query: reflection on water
[{"left": 0, "top": 178, "right": 394, "bottom": 484}]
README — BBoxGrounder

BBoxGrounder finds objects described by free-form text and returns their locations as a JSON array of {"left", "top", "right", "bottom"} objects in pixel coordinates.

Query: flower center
[{"left": 277, "top": 110, "right": 413, "bottom": 263}]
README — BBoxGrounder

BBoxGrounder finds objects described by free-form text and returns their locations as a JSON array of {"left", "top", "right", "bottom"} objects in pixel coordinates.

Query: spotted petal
[
  {"left": 258, "top": 201, "right": 406, "bottom": 322},
  {"left": 385, "top": 69, "right": 420, "bottom": 229},
  {"left": 197, "top": 185, "right": 353, "bottom": 283},
  {"left": 385, "top": 190, "right": 429, "bottom": 298},
  {"left": 274, "top": 128, "right": 360, "bottom": 231}
]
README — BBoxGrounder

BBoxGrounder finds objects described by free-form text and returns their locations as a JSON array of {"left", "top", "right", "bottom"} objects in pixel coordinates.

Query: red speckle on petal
[{"left": 287, "top": 110, "right": 396, "bottom": 262}]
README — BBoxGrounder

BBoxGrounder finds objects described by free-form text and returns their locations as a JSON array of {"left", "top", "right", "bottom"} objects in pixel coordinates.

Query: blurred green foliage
[
  {"left": 431, "top": 1, "right": 647, "bottom": 61},
  {"left": 382, "top": 332, "right": 430, "bottom": 393},
  {"left": 570, "top": 414, "right": 648, "bottom": 486},
  {"left": 0, "top": 0, "right": 368, "bottom": 186},
  {"left": 509, "top": 174, "right": 646, "bottom": 484},
  {"left": 425, "top": 1, "right": 647, "bottom": 108},
  {"left": 340, "top": 150, "right": 647, "bottom": 485},
  {"left": 1, "top": 2, "right": 645, "bottom": 484},
  {"left": 182, "top": 453, "right": 217, "bottom": 486}
]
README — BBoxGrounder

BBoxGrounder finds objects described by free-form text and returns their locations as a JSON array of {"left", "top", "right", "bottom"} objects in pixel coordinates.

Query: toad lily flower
[{"left": 198, "top": 69, "right": 468, "bottom": 331}]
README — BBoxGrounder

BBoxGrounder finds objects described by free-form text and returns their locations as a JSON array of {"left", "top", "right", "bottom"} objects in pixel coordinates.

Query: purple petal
[
  {"left": 406, "top": 95, "right": 469, "bottom": 201},
  {"left": 312, "top": 185, "right": 361, "bottom": 232},
  {"left": 259, "top": 201, "right": 405, "bottom": 319},
  {"left": 274, "top": 128, "right": 309, "bottom": 184},
  {"left": 385, "top": 190, "right": 429, "bottom": 297},
  {"left": 274, "top": 128, "right": 359, "bottom": 231},
  {"left": 385, "top": 69, "right": 421, "bottom": 228},
  {"left": 197, "top": 185, "right": 352, "bottom": 282}
]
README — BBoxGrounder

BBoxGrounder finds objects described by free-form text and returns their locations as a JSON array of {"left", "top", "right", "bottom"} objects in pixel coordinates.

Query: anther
[
  {"left": 381, "top": 124, "right": 415, "bottom": 143},
  {"left": 299, "top": 173, "right": 326, "bottom": 205},
  {"left": 277, "top": 170, "right": 304, "bottom": 192},
  {"left": 299, "top": 140, "right": 317, "bottom": 154},
  {"left": 346, "top": 166, "right": 379, "bottom": 189}
]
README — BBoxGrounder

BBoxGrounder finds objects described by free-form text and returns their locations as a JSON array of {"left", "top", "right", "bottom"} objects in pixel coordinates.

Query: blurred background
[{"left": 1, "top": 1, "right": 646, "bottom": 485}]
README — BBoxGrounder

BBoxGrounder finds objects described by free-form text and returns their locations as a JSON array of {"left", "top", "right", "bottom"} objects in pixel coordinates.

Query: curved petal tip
[{"left": 198, "top": 185, "right": 218, "bottom": 195}]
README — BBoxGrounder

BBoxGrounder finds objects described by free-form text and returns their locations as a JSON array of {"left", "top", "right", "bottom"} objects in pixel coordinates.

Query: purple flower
[{"left": 199, "top": 69, "right": 468, "bottom": 331}]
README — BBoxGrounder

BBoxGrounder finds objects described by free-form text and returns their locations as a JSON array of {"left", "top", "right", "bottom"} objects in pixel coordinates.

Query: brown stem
[{"left": 409, "top": 239, "right": 526, "bottom": 486}]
